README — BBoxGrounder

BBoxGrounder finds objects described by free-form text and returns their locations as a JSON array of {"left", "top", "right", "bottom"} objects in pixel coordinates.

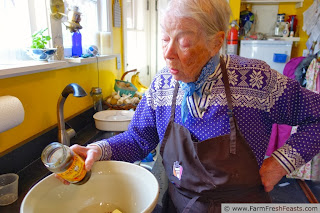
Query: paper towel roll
[{"left": 0, "top": 96, "right": 24, "bottom": 133}]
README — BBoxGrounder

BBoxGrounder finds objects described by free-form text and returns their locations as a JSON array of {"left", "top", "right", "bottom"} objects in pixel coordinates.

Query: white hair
[{"left": 161, "top": 0, "right": 231, "bottom": 39}]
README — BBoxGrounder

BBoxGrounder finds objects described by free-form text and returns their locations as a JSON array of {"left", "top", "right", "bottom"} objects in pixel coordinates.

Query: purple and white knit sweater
[{"left": 93, "top": 55, "right": 320, "bottom": 173}]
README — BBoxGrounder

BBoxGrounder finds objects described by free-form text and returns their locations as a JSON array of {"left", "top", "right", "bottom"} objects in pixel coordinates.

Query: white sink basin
[{"left": 20, "top": 161, "right": 159, "bottom": 213}]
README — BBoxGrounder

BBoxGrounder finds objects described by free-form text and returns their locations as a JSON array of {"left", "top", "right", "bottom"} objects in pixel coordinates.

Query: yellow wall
[
  {"left": 0, "top": 0, "right": 124, "bottom": 156},
  {"left": 229, "top": 0, "right": 241, "bottom": 22},
  {"left": 235, "top": 0, "right": 314, "bottom": 57}
]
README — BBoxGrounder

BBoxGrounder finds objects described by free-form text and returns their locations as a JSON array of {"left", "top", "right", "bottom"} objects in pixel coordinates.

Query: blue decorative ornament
[{"left": 87, "top": 45, "right": 99, "bottom": 56}]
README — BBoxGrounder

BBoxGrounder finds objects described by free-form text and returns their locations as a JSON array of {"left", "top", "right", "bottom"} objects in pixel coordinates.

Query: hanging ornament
[{"left": 113, "top": 0, "right": 121, "bottom": 28}]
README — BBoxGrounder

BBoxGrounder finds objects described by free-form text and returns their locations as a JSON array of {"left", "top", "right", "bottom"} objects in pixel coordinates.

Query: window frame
[
  {"left": 49, "top": 0, "right": 113, "bottom": 59},
  {"left": 0, "top": 0, "right": 117, "bottom": 79}
]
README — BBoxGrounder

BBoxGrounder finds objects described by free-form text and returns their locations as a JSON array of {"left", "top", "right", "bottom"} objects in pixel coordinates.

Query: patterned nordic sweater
[{"left": 93, "top": 55, "right": 320, "bottom": 173}]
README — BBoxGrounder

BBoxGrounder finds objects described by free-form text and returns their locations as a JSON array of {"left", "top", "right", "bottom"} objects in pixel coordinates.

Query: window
[
  {"left": 124, "top": 0, "right": 149, "bottom": 73},
  {"left": 58, "top": 0, "right": 113, "bottom": 57},
  {"left": 0, "top": 0, "right": 48, "bottom": 64},
  {"left": 62, "top": 0, "right": 100, "bottom": 57},
  {"left": 0, "top": 0, "right": 112, "bottom": 64}
]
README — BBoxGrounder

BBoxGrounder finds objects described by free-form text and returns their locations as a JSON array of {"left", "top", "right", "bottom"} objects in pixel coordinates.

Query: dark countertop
[
  {"left": 1, "top": 122, "right": 319, "bottom": 212},
  {"left": 0, "top": 124, "right": 104, "bottom": 213}
]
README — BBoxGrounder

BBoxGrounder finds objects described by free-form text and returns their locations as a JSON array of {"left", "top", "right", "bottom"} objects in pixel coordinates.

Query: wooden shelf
[
  {"left": 267, "top": 37, "right": 300, "bottom": 42},
  {"left": 241, "top": 0, "right": 304, "bottom": 8}
]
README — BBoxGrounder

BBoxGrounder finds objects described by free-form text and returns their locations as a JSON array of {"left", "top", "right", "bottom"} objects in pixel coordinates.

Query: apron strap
[
  {"left": 182, "top": 195, "right": 200, "bottom": 213},
  {"left": 220, "top": 56, "right": 237, "bottom": 154},
  {"left": 160, "top": 82, "right": 180, "bottom": 156},
  {"left": 170, "top": 82, "right": 180, "bottom": 121}
]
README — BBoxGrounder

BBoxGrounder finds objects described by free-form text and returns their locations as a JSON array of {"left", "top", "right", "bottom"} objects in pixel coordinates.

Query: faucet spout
[{"left": 57, "top": 83, "right": 87, "bottom": 146}]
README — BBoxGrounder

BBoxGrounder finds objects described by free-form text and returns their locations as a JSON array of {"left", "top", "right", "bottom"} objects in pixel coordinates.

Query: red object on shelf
[
  {"left": 227, "top": 21, "right": 238, "bottom": 55},
  {"left": 287, "top": 15, "right": 298, "bottom": 33}
]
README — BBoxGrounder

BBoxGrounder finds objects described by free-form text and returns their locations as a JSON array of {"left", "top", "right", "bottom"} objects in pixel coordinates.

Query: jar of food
[
  {"left": 277, "top": 13, "right": 285, "bottom": 22},
  {"left": 41, "top": 142, "right": 91, "bottom": 185},
  {"left": 90, "top": 87, "right": 103, "bottom": 112}
]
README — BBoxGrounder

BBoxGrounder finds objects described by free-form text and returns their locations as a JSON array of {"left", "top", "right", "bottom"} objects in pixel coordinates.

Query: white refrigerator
[{"left": 239, "top": 40, "right": 293, "bottom": 74}]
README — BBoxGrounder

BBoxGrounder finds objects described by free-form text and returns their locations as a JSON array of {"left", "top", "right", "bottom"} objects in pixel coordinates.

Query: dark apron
[{"left": 160, "top": 57, "right": 271, "bottom": 213}]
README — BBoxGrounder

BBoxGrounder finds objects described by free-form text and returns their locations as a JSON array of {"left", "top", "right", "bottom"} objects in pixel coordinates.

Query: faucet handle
[{"left": 66, "top": 128, "right": 76, "bottom": 140}]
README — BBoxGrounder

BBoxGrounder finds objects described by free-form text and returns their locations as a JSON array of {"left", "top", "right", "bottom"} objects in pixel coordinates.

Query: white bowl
[
  {"left": 25, "top": 48, "right": 57, "bottom": 61},
  {"left": 20, "top": 161, "right": 159, "bottom": 213},
  {"left": 93, "top": 110, "right": 135, "bottom": 131}
]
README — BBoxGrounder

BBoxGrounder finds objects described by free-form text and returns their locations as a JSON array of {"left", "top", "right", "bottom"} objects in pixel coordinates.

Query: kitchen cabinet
[
  {"left": 241, "top": 0, "right": 304, "bottom": 8},
  {"left": 239, "top": 2, "right": 302, "bottom": 41},
  {"left": 239, "top": 0, "right": 308, "bottom": 57}
]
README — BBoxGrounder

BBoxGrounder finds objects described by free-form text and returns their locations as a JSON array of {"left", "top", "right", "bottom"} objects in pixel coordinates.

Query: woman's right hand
[{"left": 54, "top": 144, "right": 102, "bottom": 185}]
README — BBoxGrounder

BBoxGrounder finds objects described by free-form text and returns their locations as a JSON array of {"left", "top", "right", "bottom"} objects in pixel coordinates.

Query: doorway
[
  {"left": 123, "top": 0, "right": 168, "bottom": 86},
  {"left": 123, "top": 0, "right": 152, "bottom": 86}
]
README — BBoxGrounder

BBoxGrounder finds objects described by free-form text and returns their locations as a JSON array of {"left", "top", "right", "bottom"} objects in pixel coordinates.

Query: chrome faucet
[{"left": 57, "top": 83, "right": 87, "bottom": 146}]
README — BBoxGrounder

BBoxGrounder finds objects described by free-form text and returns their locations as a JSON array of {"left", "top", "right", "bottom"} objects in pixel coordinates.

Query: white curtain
[{"left": 0, "top": 0, "right": 48, "bottom": 64}]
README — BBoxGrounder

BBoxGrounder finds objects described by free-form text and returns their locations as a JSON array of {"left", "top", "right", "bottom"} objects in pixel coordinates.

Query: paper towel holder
[{"left": 57, "top": 83, "right": 87, "bottom": 146}]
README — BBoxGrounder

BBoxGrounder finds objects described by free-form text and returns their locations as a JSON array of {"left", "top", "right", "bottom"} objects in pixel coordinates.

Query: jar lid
[{"left": 91, "top": 87, "right": 102, "bottom": 94}]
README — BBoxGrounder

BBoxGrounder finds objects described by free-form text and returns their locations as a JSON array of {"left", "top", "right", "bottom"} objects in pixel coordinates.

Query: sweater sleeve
[
  {"left": 91, "top": 90, "right": 160, "bottom": 163},
  {"left": 268, "top": 76, "right": 320, "bottom": 173}
]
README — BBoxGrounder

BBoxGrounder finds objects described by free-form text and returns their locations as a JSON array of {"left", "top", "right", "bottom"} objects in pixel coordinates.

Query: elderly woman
[{"left": 61, "top": 0, "right": 320, "bottom": 212}]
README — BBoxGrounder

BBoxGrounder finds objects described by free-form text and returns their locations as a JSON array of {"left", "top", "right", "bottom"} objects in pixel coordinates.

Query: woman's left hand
[{"left": 259, "top": 156, "right": 288, "bottom": 192}]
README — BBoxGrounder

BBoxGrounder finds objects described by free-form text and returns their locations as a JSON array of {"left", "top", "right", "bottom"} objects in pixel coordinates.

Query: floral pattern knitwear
[{"left": 92, "top": 55, "right": 320, "bottom": 173}]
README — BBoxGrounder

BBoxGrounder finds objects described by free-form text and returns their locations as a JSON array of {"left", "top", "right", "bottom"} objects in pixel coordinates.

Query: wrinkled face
[{"left": 161, "top": 15, "right": 215, "bottom": 83}]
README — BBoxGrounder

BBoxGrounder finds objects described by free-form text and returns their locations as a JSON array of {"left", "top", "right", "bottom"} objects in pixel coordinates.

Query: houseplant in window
[{"left": 26, "top": 28, "right": 57, "bottom": 61}]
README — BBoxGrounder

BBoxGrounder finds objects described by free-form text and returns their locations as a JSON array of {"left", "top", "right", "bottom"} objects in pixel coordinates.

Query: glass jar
[
  {"left": 277, "top": 13, "right": 285, "bottom": 23},
  {"left": 41, "top": 142, "right": 91, "bottom": 185},
  {"left": 90, "top": 87, "right": 103, "bottom": 111}
]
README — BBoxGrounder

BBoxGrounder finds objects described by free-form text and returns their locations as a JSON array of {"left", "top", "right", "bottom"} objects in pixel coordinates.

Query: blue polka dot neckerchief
[{"left": 179, "top": 54, "right": 220, "bottom": 123}]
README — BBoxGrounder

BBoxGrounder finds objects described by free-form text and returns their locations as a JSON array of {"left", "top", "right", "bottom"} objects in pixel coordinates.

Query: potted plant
[{"left": 26, "top": 28, "right": 57, "bottom": 61}]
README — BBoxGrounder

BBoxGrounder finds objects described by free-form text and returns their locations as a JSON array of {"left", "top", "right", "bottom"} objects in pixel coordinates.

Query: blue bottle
[{"left": 72, "top": 31, "right": 82, "bottom": 57}]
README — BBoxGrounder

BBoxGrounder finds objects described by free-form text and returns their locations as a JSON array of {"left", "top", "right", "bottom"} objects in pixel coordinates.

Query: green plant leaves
[{"left": 31, "top": 28, "right": 52, "bottom": 49}]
